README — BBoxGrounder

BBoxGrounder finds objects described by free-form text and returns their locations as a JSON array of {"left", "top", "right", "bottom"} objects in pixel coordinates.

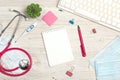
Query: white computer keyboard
[{"left": 58, "top": 0, "right": 120, "bottom": 31}]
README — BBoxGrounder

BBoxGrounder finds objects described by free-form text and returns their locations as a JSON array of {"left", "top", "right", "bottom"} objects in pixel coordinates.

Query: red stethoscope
[{"left": 0, "top": 9, "right": 32, "bottom": 77}]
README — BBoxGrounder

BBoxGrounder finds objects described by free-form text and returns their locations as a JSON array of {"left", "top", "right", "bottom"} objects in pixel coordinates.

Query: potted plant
[{"left": 26, "top": 3, "right": 42, "bottom": 18}]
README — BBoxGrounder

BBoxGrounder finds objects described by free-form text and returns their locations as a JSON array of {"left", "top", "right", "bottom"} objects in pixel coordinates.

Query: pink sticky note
[{"left": 42, "top": 11, "right": 58, "bottom": 26}]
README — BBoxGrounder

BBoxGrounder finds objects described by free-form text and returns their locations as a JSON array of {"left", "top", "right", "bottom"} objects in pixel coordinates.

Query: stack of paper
[{"left": 90, "top": 36, "right": 120, "bottom": 80}]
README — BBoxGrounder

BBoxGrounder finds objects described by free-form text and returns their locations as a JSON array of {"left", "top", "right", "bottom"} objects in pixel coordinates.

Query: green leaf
[{"left": 26, "top": 3, "right": 42, "bottom": 18}]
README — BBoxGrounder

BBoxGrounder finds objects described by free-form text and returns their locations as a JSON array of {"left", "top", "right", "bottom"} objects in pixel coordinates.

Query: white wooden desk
[{"left": 0, "top": 0, "right": 120, "bottom": 80}]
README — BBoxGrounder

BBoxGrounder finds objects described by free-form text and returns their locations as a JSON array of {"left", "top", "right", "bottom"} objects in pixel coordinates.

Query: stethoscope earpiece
[
  {"left": 9, "top": 9, "right": 20, "bottom": 14},
  {"left": 9, "top": 8, "right": 14, "bottom": 12},
  {"left": 9, "top": 9, "right": 28, "bottom": 21},
  {"left": 25, "top": 18, "right": 29, "bottom": 21}
]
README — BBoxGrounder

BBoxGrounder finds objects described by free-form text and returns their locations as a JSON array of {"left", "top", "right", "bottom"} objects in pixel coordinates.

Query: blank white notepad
[{"left": 42, "top": 28, "right": 74, "bottom": 67}]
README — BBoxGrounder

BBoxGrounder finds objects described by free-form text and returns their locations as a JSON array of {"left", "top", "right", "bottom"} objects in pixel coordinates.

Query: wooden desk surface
[{"left": 0, "top": 0, "right": 120, "bottom": 80}]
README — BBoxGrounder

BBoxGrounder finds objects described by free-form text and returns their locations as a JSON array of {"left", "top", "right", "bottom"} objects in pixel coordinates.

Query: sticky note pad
[{"left": 42, "top": 11, "right": 57, "bottom": 26}]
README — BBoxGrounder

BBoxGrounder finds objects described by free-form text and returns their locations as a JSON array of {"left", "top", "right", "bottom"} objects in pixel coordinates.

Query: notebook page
[{"left": 42, "top": 28, "right": 74, "bottom": 67}]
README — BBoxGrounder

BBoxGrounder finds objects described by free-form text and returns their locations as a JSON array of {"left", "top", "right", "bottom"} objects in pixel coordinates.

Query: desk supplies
[
  {"left": 42, "top": 11, "right": 57, "bottom": 26},
  {"left": 42, "top": 28, "right": 74, "bottom": 67},
  {"left": 77, "top": 25, "right": 86, "bottom": 57},
  {"left": 90, "top": 36, "right": 120, "bottom": 80}
]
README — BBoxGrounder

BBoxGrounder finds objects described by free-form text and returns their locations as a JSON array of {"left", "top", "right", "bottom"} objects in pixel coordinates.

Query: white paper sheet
[{"left": 42, "top": 28, "right": 74, "bottom": 67}]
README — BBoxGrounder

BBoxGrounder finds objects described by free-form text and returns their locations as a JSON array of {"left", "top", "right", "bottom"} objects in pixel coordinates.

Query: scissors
[{"left": 0, "top": 9, "right": 32, "bottom": 77}]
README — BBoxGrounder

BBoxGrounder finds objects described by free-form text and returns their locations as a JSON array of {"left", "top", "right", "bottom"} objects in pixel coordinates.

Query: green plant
[{"left": 26, "top": 3, "right": 42, "bottom": 18}]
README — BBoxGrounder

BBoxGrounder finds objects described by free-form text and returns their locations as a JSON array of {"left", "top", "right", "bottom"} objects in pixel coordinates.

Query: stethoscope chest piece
[{"left": 19, "top": 59, "right": 29, "bottom": 70}]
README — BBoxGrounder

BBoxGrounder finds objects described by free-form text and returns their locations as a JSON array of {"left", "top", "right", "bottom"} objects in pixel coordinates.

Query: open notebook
[{"left": 42, "top": 28, "right": 74, "bottom": 67}]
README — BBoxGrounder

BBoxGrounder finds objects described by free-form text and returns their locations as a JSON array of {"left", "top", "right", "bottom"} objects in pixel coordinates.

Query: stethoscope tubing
[{"left": 0, "top": 42, "right": 32, "bottom": 77}]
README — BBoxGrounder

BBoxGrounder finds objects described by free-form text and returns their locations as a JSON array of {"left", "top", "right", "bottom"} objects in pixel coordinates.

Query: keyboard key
[
  {"left": 112, "top": 22, "right": 117, "bottom": 27},
  {"left": 75, "top": 9, "right": 100, "bottom": 20},
  {"left": 117, "top": 24, "right": 120, "bottom": 28}
]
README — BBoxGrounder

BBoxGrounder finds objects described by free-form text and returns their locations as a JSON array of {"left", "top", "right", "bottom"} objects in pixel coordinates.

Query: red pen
[{"left": 77, "top": 25, "right": 86, "bottom": 57}]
